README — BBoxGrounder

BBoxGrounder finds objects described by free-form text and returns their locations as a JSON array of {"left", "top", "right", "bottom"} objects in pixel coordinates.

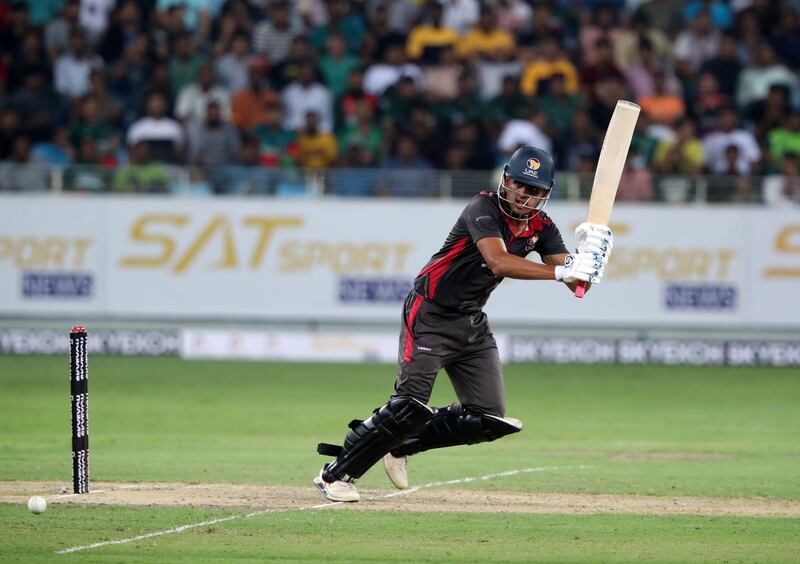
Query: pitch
[{"left": 1, "top": 356, "right": 798, "bottom": 561}]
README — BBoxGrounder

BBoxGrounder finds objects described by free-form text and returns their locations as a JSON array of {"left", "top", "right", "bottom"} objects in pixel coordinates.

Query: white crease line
[
  {"left": 52, "top": 490, "right": 106, "bottom": 499},
  {"left": 56, "top": 464, "right": 591, "bottom": 555}
]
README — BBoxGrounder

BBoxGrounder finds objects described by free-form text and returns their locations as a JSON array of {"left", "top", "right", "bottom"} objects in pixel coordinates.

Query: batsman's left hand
[{"left": 575, "top": 222, "right": 613, "bottom": 263}]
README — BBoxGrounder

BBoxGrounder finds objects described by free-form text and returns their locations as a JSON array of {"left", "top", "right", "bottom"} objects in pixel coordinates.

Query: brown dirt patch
[{"left": 2, "top": 481, "right": 798, "bottom": 518}]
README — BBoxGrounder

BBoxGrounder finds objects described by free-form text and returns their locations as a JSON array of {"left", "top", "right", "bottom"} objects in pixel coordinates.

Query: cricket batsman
[{"left": 314, "top": 145, "right": 614, "bottom": 502}]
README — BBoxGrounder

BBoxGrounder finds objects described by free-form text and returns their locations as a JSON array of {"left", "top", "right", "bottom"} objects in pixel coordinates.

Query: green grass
[{"left": 1, "top": 356, "right": 799, "bottom": 561}]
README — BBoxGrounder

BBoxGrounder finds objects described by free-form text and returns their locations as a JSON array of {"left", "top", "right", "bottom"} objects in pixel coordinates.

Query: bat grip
[{"left": 575, "top": 282, "right": 587, "bottom": 298}]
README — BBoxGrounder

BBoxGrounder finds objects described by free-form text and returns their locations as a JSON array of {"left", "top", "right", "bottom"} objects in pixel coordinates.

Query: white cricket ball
[{"left": 27, "top": 495, "right": 47, "bottom": 514}]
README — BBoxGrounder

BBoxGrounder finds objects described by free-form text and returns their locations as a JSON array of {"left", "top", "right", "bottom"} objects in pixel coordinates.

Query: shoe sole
[{"left": 313, "top": 475, "right": 359, "bottom": 502}]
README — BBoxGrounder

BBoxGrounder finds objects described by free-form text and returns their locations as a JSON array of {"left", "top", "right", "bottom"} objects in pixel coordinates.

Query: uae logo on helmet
[{"left": 524, "top": 157, "right": 541, "bottom": 177}]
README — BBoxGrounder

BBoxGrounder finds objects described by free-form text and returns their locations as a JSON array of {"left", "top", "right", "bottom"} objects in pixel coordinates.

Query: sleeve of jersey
[
  {"left": 462, "top": 197, "right": 503, "bottom": 243},
  {"left": 535, "top": 219, "right": 570, "bottom": 256}
]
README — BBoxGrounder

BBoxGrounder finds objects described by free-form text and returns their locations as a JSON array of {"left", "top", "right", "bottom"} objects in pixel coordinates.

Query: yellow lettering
[
  {"left": 16, "top": 237, "right": 41, "bottom": 268},
  {"left": 608, "top": 247, "right": 737, "bottom": 280},
  {"left": 392, "top": 243, "right": 413, "bottom": 273},
  {"left": 244, "top": 216, "right": 303, "bottom": 268},
  {"left": 0, "top": 236, "right": 11, "bottom": 261},
  {"left": 120, "top": 214, "right": 188, "bottom": 268},
  {"left": 173, "top": 215, "right": 236, "bottom": 274},
  {"left": 72, "top": 238, "right": 92, "bottom": 268},
  {"left": 717, "top": 249, "right": 735, "bottom": 279},
  {"left": 776, "top": 225, "right": 800, "bottom": 253},
  {"left": 45, "top": 237, "right": 68, "bottom": 267}
]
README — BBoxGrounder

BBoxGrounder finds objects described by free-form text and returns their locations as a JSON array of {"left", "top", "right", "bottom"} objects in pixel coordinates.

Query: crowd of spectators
[{"left": 0, "top": 0, "right": 799, "bottom": 203}]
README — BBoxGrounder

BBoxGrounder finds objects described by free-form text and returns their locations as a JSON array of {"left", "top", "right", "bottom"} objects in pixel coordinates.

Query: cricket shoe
[
  {"left": 313, "top": 464, "right": 360, "bottom": 502},
  {"left": 383, "top": 453, "right": 409, "bottom": 489}
]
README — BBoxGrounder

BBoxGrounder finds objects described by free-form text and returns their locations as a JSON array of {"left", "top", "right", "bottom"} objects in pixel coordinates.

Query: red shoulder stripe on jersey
[
  {"left": 500, "top": 212, "right": 543, "bottom": 241},
  {"left": 419, "top": 236, "right": 470, "bottom": 298},
  {"left": 403, "top": 293, "right": 424, "bottom": 363}
]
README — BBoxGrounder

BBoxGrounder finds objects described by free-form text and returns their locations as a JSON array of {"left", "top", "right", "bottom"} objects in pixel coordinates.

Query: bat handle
[{"left": 575, "top": 282, "right": 587, "bottom": 298}]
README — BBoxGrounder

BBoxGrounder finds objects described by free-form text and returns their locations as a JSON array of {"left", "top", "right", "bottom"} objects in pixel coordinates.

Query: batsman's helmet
[{"left": 497, "top": 146, "right": 555, "bottom": 220}]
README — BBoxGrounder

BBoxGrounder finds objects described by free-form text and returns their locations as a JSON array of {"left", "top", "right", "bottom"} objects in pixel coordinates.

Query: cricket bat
[{"left": 575, "top": 100, "right": 640, "bottom": 298}]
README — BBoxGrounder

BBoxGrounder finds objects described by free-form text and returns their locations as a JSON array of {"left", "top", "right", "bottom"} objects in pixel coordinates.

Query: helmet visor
[{"left": 497, "top": 177, "right": 551, "bottom": 220}]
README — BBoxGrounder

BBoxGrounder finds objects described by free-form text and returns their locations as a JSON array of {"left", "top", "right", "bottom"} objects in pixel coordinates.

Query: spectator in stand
[
  {"left": 230, "top": 58, "right": 277, "bottom": 132},
  {"left": 483, "top": 74, "right": 528, "bottom": 139},
  {"left": 578, "top": 3, "right": 624, "bottom": 67},
  {"left": 457, "top": 5, "right": 516, "bottom": 64},
  {"left": 70, "top": 94, "right": 119, "bottom": 160},
  {"left": 64, "top": 138, "right": 111, "bottom": 192},
  {"left": 126, "top": 91, "right": 184, "bottom": 163},
  {"left": 494, "top": 0, "right": 532, "bottom": 37},
  {"left": 253, "top": 0, "right": 299, "bottom": 66},
  {"left": 520, "top": 37, "right": 578, "bottom": 97},
  {"left": 32, "top": 127, "right": 74, "bottom": 169},
  {"left": 112, "top": 141, "right": 171, "bottom": 193},
  {"left": 187, "top": 100, "right": 241, "bottom": 193},
  {"left": 45, "top": 0, "right": 81, "bottom": 60},
  {"left": 282, "top": 62, "right": 334, "bottom": 133},
  {"left": 156, "top": 0, "right": 216, "bottom": 44},
  {"left": 617, "top": 11, "right": 672, "bottom": 70},
  {"left": 338, "top": 99, "right": 384, "bottom": 163},
  {"left": 224, "top": 135, "right": 276, "bottom": 195},
  {"left": 767, "top": 110, "right": 800, "bottom": 170},
  {"left": 216, "top": 32, "right": 255, "bottom": 94},
  {"left": 497, "top": 105, "right": 552, "bottom": 157},
  {"left": 435, "top": 71, "right": 485, "bottom": 142},
  {"left": 733, "top": 9, "right": 761, "bottom": 66},
  {"left": 319, "top": 33, "right": 360, "bottom": 101},
  {"left": 625, "top": 38, "right": 681, "bottom": 100},
  {"left": 629, "top": 111, "right": 660, "bottom": 167},
  {"left": 517, "top": 1, "right": 565, "bottom": 48},
  {"left": 169, "top": 32, "right": 206, "bottom": 96},
  {"left": 55, "top": 30, "right": 104, "bottom": 100},
  {"left": 0, "top": 109, "right": 23, "bottom": 159},
  {"left": 9, "top": 29, "right": 51, "bottom": 89},
  {"left": 408, "top": 104, "right": 447, "bottom": 168},
  {"left": 763, "top": 153, "right": 800, "bottom": 205},
  {"left": 405, "top": 1, "right": 460, "bottom": 66},
  {"left": 686, "top": 71, "right": 728, "bottom": 135},
  {"left": 363, "top": 42, "right": 424, "bottom": 97},
  {"left": 617, "top": 150, "right": 654, "bottom": 202},
  {"left": 86, "top": 69, "right": 122, "bottom": 128},
  {"left": 682, "top": 0, "right": 733, "bottom": 30},
  {"left": 80, "top": 0, "right": 115, "bottom": 42},
  {"left": 703, "top": 106, "right": 761, "bottom": 175},
  {"left": 113, "top": 35, "right": 158, "bottom": 126},
  {"left": 441, "top": 0, "right": 480, "bottom": 36},
  {"left": 380, "top": 75, "right": 425, "bottom": 125},
  {"left": 674, "top": 9, "right": 720, "bottom": 83},
  {"left": 736, "top": 42, "right": 800, "bottom": 115},
  {"left": 98, "top": 0, "right": 144, "bottom": 64},
  {"left": 272, "top": 36, "right": 314, "bottom": 89},
  {"left": 706, "top": 144, "right": 754, "bottom": 202},
  {"left": 253, "top": 103, "right": 297, "bottom": 168},
  {"left": 0, "top": 4, "right": 30, "bottom": 57},
  {"left": 423, "top": 45, "right": 462, "bottom": 102},
  {"left": 296, "top": 111, "right": 337, "bottom": 170},
  {"left": 638, "top": 70, "right": 686, "bottom": 127},
  {"left": 337, "top": 67, "right": 378, "bottom": 128},
  {"left": 375, "top": 134, "right": 436, "bottom": 197},
  {"left": 538, "top": 73, "right": 582, "bottom": 164},
  {"left": 308, "top": 0, "right": 366, "bottom": 56},
  {"left": 451, "top": 120, "right": 494, "bottom": 170},
  {"left": 579, "top": 37, "right": 625, "bottom": 102},
  {"left": 588, "top": 74, "right": 629, "bottom": 132},
  {"left": 752, "top": 85, "right": 791, "bottom": 145},
  {"left": 0, "top": 135, "right": 49, "bottom": 191},
  {"left": 11, "top": 69, "right": 62, "bottom": 142},
  {"left": 360, "top": 4, "right": 406, "bottom": 65},
  {"left": 771, "top": 8, "right": 800, "bottom": 70},
  {"left": 653, "top": 118, "right": 704, "bottom": 175},
  {"left": 328, "top": 143, "right": 377, "bottom": 196},
  {"left": 175, "top": 62, "right": 231, "bottom": 126},
  {"left": 699, "top": 33, "right": 742, "bottom": 100}
]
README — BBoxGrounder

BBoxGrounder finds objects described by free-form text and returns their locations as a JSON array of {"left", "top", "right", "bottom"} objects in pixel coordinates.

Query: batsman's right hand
[{"left": 555, "top": 253, "right": 605, "bottom": 284}]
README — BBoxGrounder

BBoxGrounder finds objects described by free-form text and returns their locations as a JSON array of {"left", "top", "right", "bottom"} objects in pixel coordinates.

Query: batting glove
[
  {"left": 554, "top": 252, "right": 606, "bottom": 284},
  {"left": 575, "top": 222, "right": 613, "bottom": 264}
]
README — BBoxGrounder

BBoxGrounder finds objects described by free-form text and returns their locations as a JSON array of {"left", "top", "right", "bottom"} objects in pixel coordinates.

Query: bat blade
[{"left": 575, "top": 100, "right": 640, "bottom": 299}]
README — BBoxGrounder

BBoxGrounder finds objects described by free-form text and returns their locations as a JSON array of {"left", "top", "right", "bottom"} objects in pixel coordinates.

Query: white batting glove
[
  {"left": 554, "top": 253, "right": 606, "bottom": 284},
  {"left": 575, "top": 222, "right": 613, "bottom": 264}
]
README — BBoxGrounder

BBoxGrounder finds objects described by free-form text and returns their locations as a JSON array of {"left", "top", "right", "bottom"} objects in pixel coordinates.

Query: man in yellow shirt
[
  {"left": 521, "top": 37, "right": 579, "bottom": 96},
  {"left": 457, "top": 6, "right": 516, "bottom": 61},
  {"left": 297, "top": 111, "right": 337, "bottom": 170},
  {"left": 406, "top": 1, "right": 461, "bottom": 65}
]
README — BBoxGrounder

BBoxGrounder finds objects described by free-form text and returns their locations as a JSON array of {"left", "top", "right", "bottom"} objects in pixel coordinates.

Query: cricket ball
[{"left": 27, "top": 495, "right": 47, "bottom": 514}]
